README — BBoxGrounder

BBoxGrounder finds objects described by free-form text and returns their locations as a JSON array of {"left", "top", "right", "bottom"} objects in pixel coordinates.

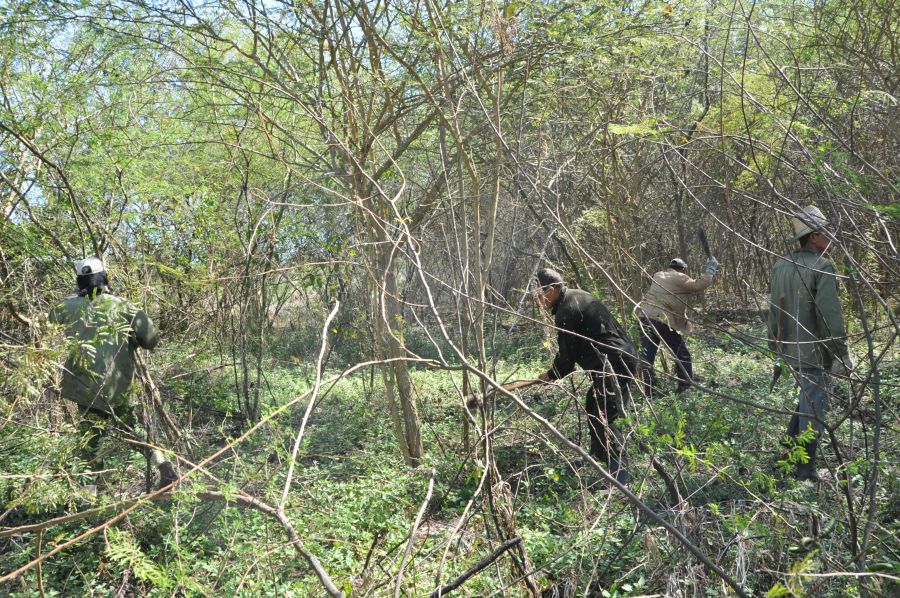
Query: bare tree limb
[
  {"left": 394, "top": 467, "right": 436, "bottom": 598},
  {"left": 429, "top": 536, "right": 522, "bottom": 598}
]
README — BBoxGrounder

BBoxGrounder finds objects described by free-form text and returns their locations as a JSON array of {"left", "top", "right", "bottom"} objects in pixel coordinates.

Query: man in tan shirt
[{"left": 637, "top": 256, "right": 719, "bottom": 395}]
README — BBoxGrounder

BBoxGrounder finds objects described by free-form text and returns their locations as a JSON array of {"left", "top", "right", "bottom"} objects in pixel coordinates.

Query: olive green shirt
[
  {"left": 767, "top": 248, "right": 848, "bottom": 371},
  {"left": 50, "top": 293, "right": 160, "bottom": 412}
]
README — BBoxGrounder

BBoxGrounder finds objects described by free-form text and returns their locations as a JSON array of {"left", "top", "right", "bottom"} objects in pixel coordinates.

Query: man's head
[
  {"left": 791, "top": 205, "right": 830, "bottom": 254},
  {"left": 74, "top": 257, "right": 109, "bottom": 297},
  {"left": 534, "top": 267, "right": 564, "bottom": 309},
  {"left": 668, "top": 258, "right": 687, "bottom": 273}
]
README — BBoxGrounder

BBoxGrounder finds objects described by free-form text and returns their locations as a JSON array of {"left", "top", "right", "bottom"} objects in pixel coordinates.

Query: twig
[
  {"left": 279, "top": 301, "right": 339, "bottom": 510},
  {"left": 114, "top": 569, "right": 132, "bottom": 598},
  {"left": 135, "top": 352, "right": 181, "bottom": 444},
  {"left": 36, "top": 529, "right": 45, "bottom": 598},
  {"left": 757, "top": 568, "right": 900, "bottom": 583},
  {"left": 429, "top": 536, "right": 522, "bottom": 598},
  {"left": 394, "top": 467, "right": 436, "bottom": 598}
]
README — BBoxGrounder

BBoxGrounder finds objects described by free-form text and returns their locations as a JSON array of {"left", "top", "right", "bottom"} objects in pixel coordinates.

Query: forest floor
[{"left": 1, "top": 321, "right": 897, "bottom": 597}]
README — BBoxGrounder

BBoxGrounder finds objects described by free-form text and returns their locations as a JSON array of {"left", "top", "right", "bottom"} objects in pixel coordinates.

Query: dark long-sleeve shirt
[{"left": 545, "top": 288, "right": 637, "bottom": 381}]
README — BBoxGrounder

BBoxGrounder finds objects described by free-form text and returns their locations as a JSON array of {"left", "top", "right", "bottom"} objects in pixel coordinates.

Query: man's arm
[
  {"left": 130, "top": 308, "right": 161, "bottom": 350},
  {"left": 678, "top": 271, "right": 714, "bottom": 293},
  {"left": 542, "top": 329, "right": 576, "bottom": 381},
  {"left": 540, "top": 352, "right": 576, "bottom": 382},
  {"left": 814, "top": 261, "right": 848, "bottom": 361}
]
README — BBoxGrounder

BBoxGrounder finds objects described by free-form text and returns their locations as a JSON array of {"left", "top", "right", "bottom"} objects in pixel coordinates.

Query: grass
[{"left": 1, "top": 325, "right": 897, "bottom": 596}]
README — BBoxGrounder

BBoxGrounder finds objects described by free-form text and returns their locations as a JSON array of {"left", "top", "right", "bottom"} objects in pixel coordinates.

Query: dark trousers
[
  {"left": 78, "top": 404, "right": 140, "bottom": 467},
  {"left": 77, "top": 403, "right": 171, "bottom": 486},
  {"left": 585, "top": 355, "right": 635, "bottom": 482},
  {"left": 639, "top": 317, "right": 692, "bottom": 392}
]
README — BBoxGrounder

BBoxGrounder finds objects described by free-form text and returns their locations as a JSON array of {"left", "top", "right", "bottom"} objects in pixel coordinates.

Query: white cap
[
  {"left": 669, "top": 258, "right": 687, "bottom": 270},
  {"left": 790, "top": 205, "right": 829, "bottom": 241},
  {"left": 75, "top": 257, "right": 105, "bottom": 276}
]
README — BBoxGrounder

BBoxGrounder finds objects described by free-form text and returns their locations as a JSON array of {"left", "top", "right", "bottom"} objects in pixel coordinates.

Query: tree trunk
[{"left": 366, "top": 205, "right": 423, "bottom": 468}]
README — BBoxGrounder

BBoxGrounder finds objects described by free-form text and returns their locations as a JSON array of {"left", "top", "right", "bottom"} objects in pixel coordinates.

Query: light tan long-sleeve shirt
[{"left": 638, "top": 269, "right": 714, "bottom": 334}]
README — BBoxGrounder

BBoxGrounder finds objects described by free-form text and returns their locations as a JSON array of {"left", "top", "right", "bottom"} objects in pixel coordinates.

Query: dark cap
[
  {"left": 669, "top": 258, "right": 687, "bottom": 271},
  {"left": 535, "top": 267, "right": 564, "bottom": 288}
]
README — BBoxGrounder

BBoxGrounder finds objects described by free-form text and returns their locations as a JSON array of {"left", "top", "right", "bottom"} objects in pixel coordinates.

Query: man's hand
[
  {"left": 706, "top": 256, "right": 720, "bottom": 275},
  {"left": 830, "top": 354, "right": 854, "bottom": 377}
]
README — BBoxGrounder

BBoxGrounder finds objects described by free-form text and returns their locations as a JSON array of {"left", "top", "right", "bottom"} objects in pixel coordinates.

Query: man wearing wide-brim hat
[{"left": 767, "top": 205, "right": 853, "bottom": 482}]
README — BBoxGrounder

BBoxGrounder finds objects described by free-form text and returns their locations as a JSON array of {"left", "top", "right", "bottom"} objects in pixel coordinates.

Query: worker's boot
[
  {"left": 607, "top": 456, "right": 629, "bottom": 486},
  {"left": 675, "top": 373, "right": 699, "bottom": 394},
  {"left": 795, "top": 441, "right": 819, "bottom": 482},
  {"left": 157, "top": 461, "right": 179, "bottom": 489},
  {"left": 589, "top": 451, "right": 629, "bottom": 488},
  {"left": 599, "top": 437, "right": 629, "bottom": 486}
]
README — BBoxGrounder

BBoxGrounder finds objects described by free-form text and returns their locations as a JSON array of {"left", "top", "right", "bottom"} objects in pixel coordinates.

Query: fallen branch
[
  {"left": 0, "top": 487, "right": 343, "bottom": 597},
  {"left": 227, "top": 491, "right": 343, "bottom": 597},
  {"left": 429, "top": 536, "right": 522, "bottom": 598},
  {"left": 279, "top": 301, "right": 339, "bottom": 510},
  {"left": 464, "top": 379, "right": 538, "bottom": 408}
]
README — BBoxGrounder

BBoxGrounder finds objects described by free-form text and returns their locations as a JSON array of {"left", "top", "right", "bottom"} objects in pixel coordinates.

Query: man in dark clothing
[
  {"left": 535, "top": 268, "right": 638, "bottom": 484},
  {"left": 50, "top": 257, "right": 177, "bottom": 490}
]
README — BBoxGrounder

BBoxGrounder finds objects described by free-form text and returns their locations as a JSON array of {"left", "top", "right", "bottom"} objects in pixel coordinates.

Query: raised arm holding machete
[{"left": 697, "top": 228, "right": 712, "bottom": 260}]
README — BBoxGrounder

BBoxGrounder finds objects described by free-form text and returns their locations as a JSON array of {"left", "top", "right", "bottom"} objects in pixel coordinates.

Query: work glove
[
  {"left": 705, "top": 256, "right": 720, "bottom": 275},
  {"left": 830, "top": 354, "right": 854, "bottom": 377}
]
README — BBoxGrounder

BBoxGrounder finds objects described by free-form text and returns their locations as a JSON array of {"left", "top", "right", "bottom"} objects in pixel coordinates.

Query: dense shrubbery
[
  {"left": 2, "top": 329, "right": 896, "bottom": 596},
  {"left": 1, "top": 0, "right": 896, "bottom": 595}
]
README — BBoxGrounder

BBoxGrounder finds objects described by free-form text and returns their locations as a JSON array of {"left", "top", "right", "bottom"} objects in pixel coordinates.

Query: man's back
[
  {"left": 552, "top": 288, "right": 635, "bottom": 377},
  {"left": 768, "top": 248, "right": 847, "bottom": 371},
  {"left": 51, "top": 293, "right": 159, "bottom": 412},
  {"left": 641, "top": 269, "right": 713, "bottom": 334}
]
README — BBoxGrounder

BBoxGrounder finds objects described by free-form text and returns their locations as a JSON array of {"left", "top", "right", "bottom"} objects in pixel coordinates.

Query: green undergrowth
[{"left": 1, "top": 327, "right": 897, "bottom": 596}]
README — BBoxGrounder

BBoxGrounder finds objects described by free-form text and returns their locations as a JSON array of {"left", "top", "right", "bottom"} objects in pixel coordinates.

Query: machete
[
  {"left": 770, "top": 296, "right": 786, "bottom": 391},
  {"left": 697, "top": 228, "right": 712, "bottom": 259}
]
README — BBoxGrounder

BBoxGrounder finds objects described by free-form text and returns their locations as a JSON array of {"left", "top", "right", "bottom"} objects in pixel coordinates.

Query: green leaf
[{"left": 608, "top": 121, "right": 656, "bottom": 136}]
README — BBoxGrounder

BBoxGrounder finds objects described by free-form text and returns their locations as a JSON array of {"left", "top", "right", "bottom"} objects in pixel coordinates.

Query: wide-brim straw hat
[{"left": 789, "top": 205, "right": 829, "bottom": 241}]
